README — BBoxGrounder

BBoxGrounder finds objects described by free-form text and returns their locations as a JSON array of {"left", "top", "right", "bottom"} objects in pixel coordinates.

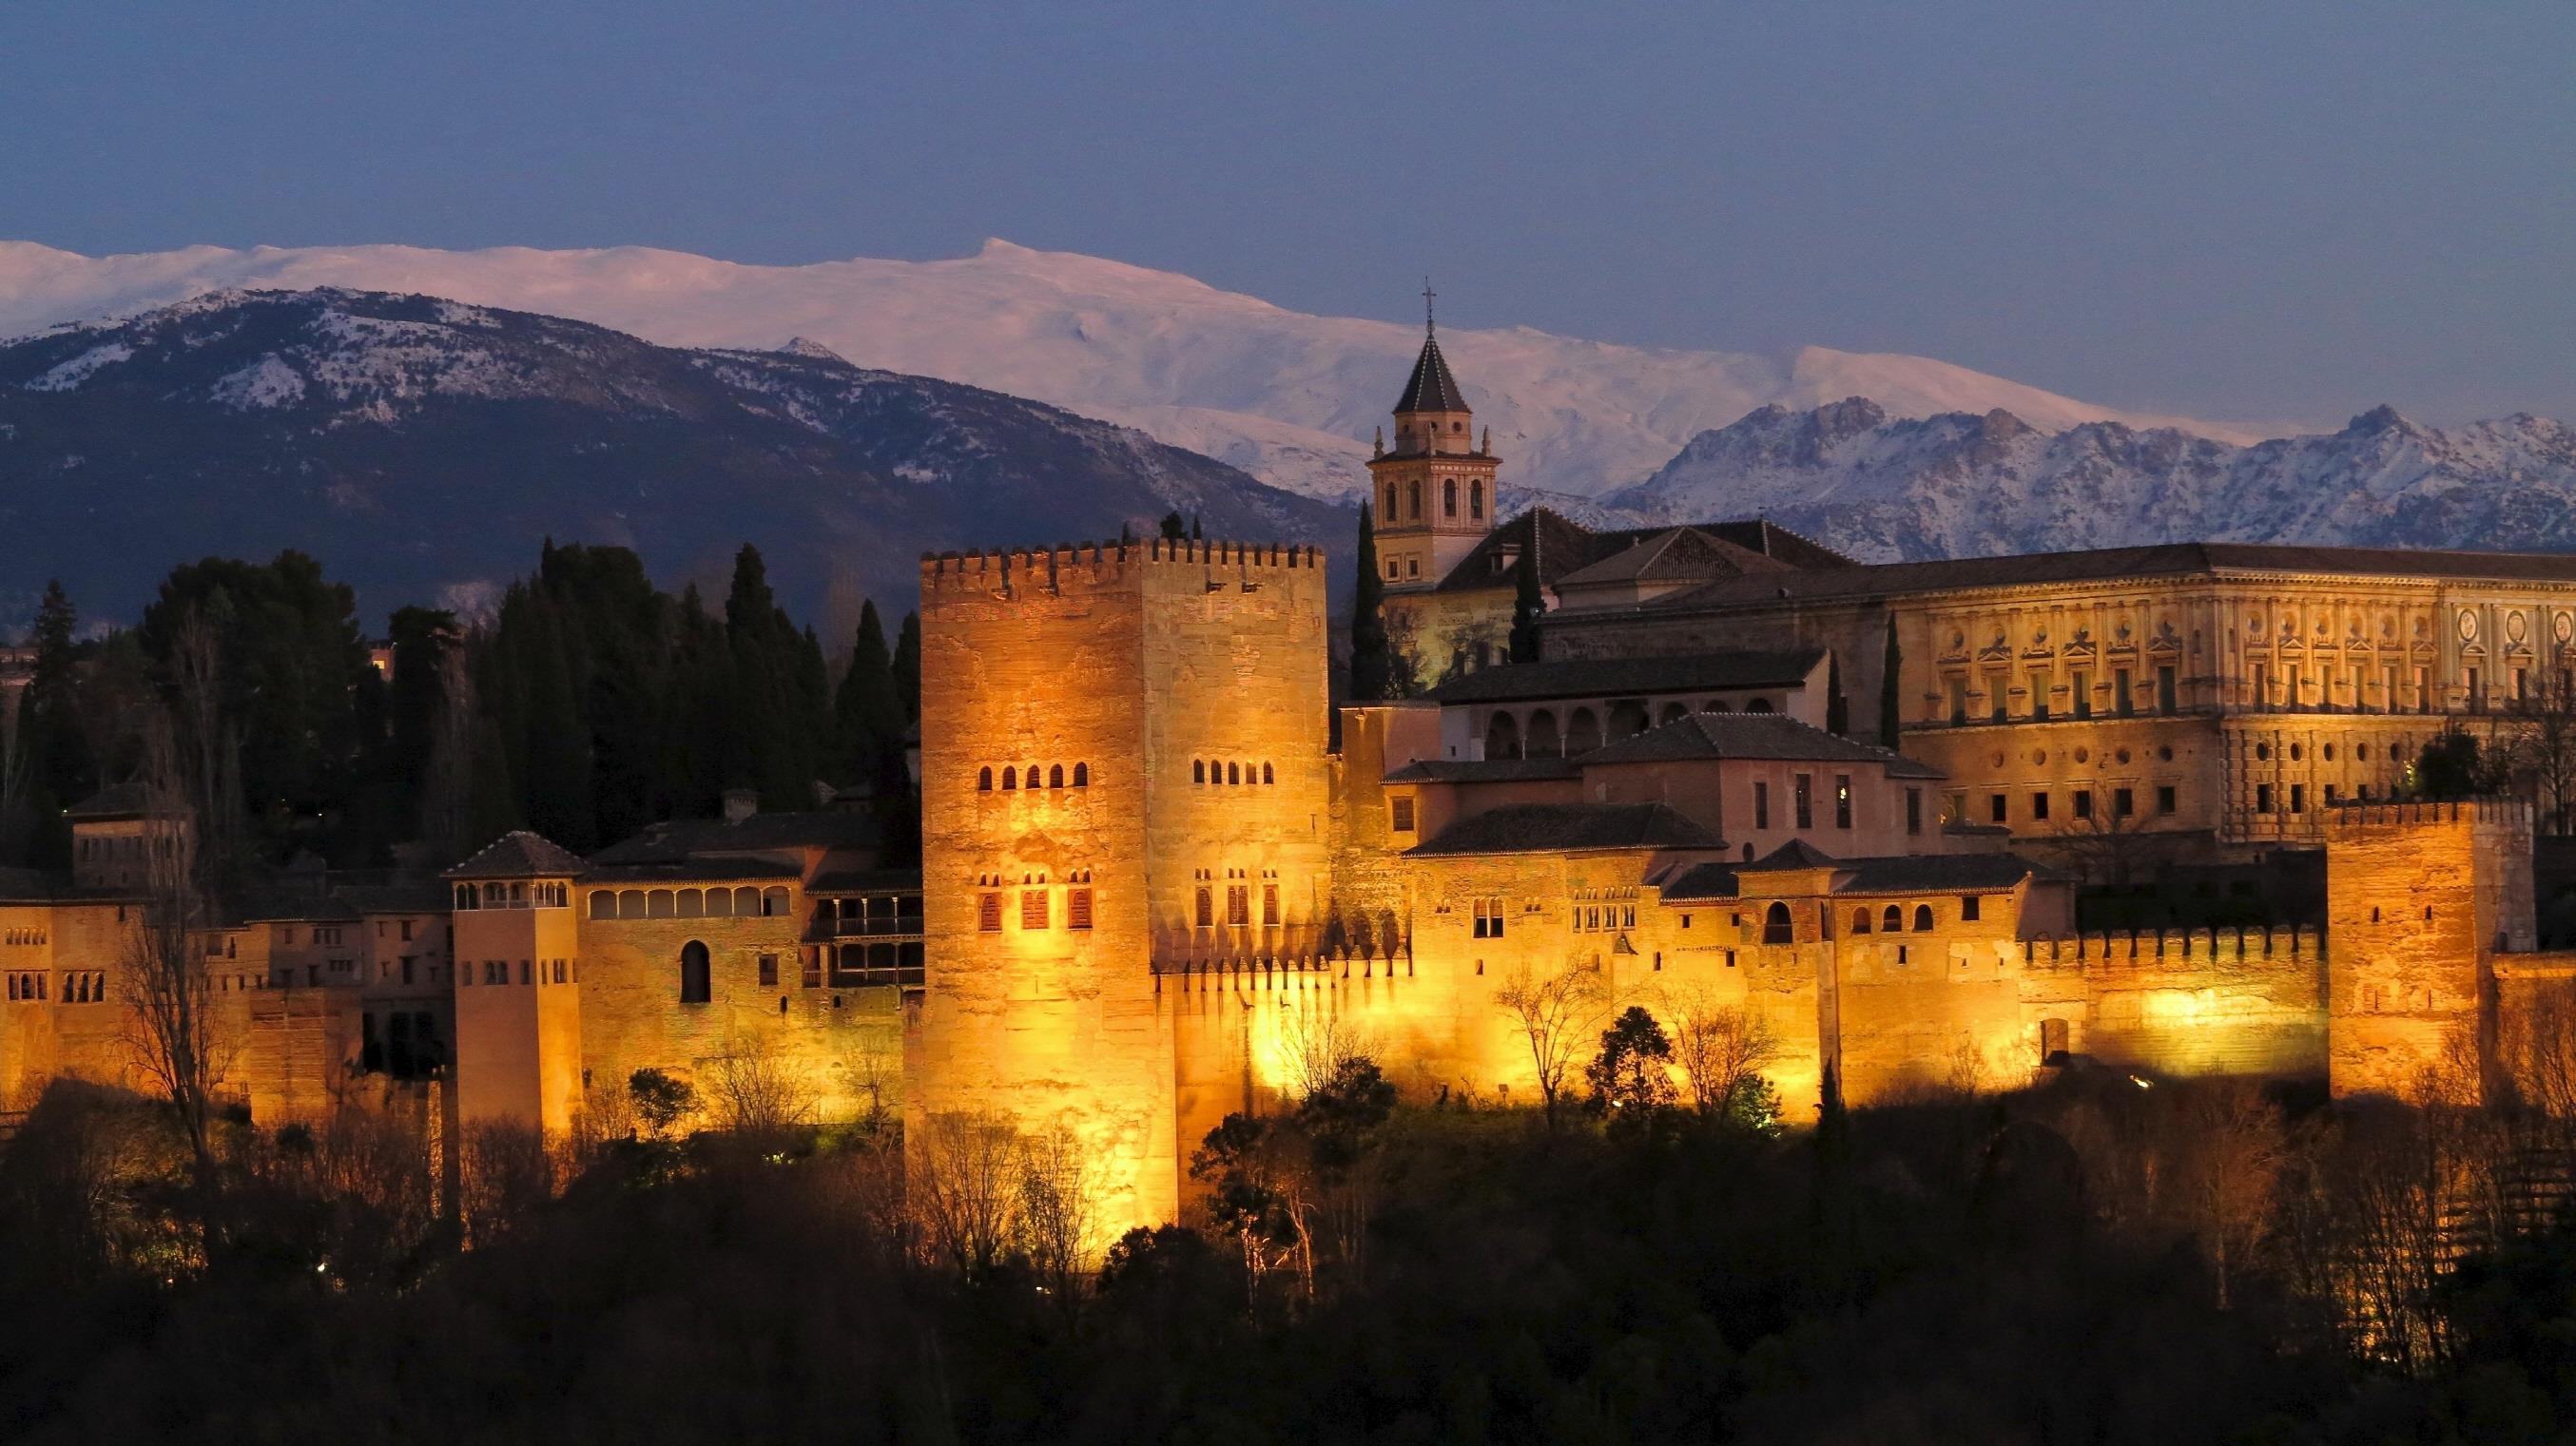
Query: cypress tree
[
  {"left": 1508, "top": 536, "right": 1544, "bottom": 664},
  {"left": 832, "top": 601, "right": 903, "bottom": 789},
  {"left": 1879, "top": 615, "right": 1904, "bottom": 747},
  {"left": 1826, "top": 650, "right": 1850, "bottom": 737},
  {"left": 1349, "top": 503, "right": 1392, "bottom": 701},
  {"left": 892, "top": 612, "right": 920, "bottom": 725},
  {"left": 14, "top": 580, "right": 87, "bottom": 867}
]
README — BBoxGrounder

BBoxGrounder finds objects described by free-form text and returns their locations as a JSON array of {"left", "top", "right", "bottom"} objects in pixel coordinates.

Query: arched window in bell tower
[
  {"left": 1406, "top": 479, "right": 1421, "bottom": 520},
  {"left": 1384, "top": 485, "right": 1397, "bottom": 518},
  {"left": 1470, "top": 479, "right": 1483, "bottom": 520},
  {"left": 1443, "top": 478, "right": 1457, "bottom": 518}
]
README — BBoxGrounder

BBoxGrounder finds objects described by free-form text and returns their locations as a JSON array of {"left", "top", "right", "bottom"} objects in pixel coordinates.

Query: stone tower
[
  {"left": 1367, "top": 303, "right": 1500, "bottom": 592},
  {"left": 2324, "top": 799, "right": 2536, "bottom": 1104},
  {"left": 909, "top": 538, "right": 1332, "bottom": 1239},
  {"left": 445, "top": 832, "right": 588, "bottom": 1136}
]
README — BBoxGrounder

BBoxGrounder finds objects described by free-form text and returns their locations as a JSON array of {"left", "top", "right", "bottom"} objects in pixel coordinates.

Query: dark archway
[
  {"left": 680, "top": 940, "right": 711, "bottom": 1004},
  {"left": 1485, "top": 712, "right": 1521, "bottom": 760},
  {"left": 1762, "top": 902, "right": 1794, "bottom": 945}
]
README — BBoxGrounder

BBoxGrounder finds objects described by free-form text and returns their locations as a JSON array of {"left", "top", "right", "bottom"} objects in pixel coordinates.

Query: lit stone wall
[
  {"left": 914, "top": 540, "right": 1329, "bottom": 1239},
  {"left": 2021, "top": 928, "right": 2329, "bottom": 1079},
  {"left": 452, "top": 901, "right": 586, "bottom": 1135}
]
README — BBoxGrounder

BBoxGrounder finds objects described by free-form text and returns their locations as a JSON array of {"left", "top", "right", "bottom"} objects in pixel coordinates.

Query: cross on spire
[{"left": 1423, "top": 278, "right": 1436, "bottom": 337}]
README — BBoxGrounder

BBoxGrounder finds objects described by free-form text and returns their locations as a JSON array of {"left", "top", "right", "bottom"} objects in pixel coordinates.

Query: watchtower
[
  {"left": 446, "top": 832, "right": 588, "bottom": 1136},
  {"left": 910, "top": 538, "right": 1331, "bottom": 1237}
]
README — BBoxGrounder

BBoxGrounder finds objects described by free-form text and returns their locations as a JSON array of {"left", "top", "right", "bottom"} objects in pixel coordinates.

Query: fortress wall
[{"left": 2021, "top": 927, "right": 2329, "bottom": 1077}]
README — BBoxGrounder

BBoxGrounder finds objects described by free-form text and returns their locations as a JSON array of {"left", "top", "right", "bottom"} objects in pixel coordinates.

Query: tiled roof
[
  {"left": 582, "top": 859, "right": 805, "bottom": 886},
  {"left": 1579, "top": 711, "right": 1947, "bottom": 778},
  {"left": 1426, "top": 650, "right": 1824, "bottom": 705},
  {"left": 1630, "top": 541, "right": 2576, "bottom": 617},
  {"left": 1408, "top": 801, "right": 1722, "bottom": 858},
  {"left": 587, "top": 810, "right": 883, "bottom": 865},
  {"left": 1393, "top": 334, "right": 1470, "bottom": 415},
  {"left": 444, "top": 831, "right": 590, "bottom": 879},
  {"left": 1382, "top": 758, "right": 1581, "bottom": 784},
  {"left": 807, "top": 867, "right": 926, "bottom": 895},
  {"left": 1553, "top": 527, "right": 1795, "bottom": 590},
  {"left": 1659, "top": 849, "right": 2048, "bottom": 900},
  {"left": 1428, "top": 509, "right": 1852, "bottom": 596},
  {"left": 65, "top": 781, "right": 154, "bottom": 820}
]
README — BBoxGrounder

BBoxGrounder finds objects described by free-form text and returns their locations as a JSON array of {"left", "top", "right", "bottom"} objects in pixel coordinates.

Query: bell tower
[{"left": 1367, "top": 283, "right": 1500, "bottom": 592}]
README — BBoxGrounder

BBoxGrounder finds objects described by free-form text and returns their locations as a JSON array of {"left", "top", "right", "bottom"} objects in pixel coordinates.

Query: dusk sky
[{"left": 6, "top": 1, "right": 2570, "bottom": 428}]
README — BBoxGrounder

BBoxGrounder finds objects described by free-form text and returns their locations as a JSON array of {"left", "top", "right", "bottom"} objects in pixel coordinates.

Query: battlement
[
  {"left": 2325, "top": 798, "right": 2532, "bottom": 834},
  {"left": 919, "top": 539, "right": 1325, "bottom": 597},
  {"left": 2023, "top": 925, "right": 2321, "bottom": 970}
]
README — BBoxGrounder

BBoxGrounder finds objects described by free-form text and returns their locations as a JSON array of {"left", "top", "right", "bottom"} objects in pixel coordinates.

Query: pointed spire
[{"left": 1423, "top": 277, "right": 1437, "bottom": 337}]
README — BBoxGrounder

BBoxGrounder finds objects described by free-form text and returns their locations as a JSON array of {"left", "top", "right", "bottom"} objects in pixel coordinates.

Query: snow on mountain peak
[{"left": 0, "top": 237, "right": 2279, "bottom": 502}]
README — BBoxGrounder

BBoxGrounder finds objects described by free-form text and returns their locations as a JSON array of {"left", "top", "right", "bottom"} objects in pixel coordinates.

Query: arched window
[
  {"left": 1762, "top": 902, "right": 1793, "bottom": 945},
  {"left": 762, "top": 887, "right": 789, "bottom": 917},
  {"left": 1443, "top": 478, "right": 1457, "bottom": 516},
  {"left": 1002, "top": 766, "right": 1017, "bottom": 790},
  {"left": 1659, "top": 703, "right": 1689, "bottom": 724},
  {"left": 1707, "top": 699, "right": 1733, "bottom": 714},
  {"left": 1193, "top": 760, "right": 1206, "bottom": 783},
  {"left": 677, "top": 888, "right": 703, "bottom": 918},
  {"left": 1074, "top": 762, "right": 1089, "bottom": 787},
  {"left": 1608, "top": 701, "right": 1650, "bottom": 740},
  {"left": 1022, "top": 762, "right": 1038, "bottom": 789},
  {"left": 1262, "top": 762, "right": 1274, "bottom": 784},
  {"left": 733, "top": 886, "right": 759, "bottom": 916},
  {"left": 679, "top": 940, "right": 711, "bottom": 1004},
  {"left": 1852, "top": 908, "right": 1872, "bottom": 935},
  {"left": 1565, "top": 707, "right": 1603, "bottom": 754},
  {"left": 1914, "top": 904, "right": 1935, "bottom": 932},
  {"left": 1746, "top": 698, "right": 1774, "bottom": 714},
  {"left": 1407, "top": 479, "right": 1421, "bottom": 519},
  {"left": 978, "top": 767, "right": 993, "bottom": 791},
  {"left": 619, "top": 889, "right": 646, "bottom": 919},
  {"left": 1227, "top": 762, "right": 1240, "bottom": 785},
  {"left": 1485, "top": 712, "right": 1521, "bottom": 760},
  {"left": 1527, "top": 709, "right": 1560, "bottom": 757},
  {"left": 1049, "top": 764, "right": 1064, "bottom": 788},
  {"left": 1470, "top": 480, "right": 1484, "bottom": 519},
  {"left": 1883, "top": 904, "right": 1903, "bottom": 933},
  {"left": 1384, "top": 485, "right": 1397, "bottom": 518}
]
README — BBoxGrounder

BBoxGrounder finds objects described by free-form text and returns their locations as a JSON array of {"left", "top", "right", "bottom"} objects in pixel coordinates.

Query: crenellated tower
[{"left": 1367, "top": 287, "right": 1500, "bottom": 591}]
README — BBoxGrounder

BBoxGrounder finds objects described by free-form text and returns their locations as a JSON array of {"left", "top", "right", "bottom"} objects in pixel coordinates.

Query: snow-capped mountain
[
  {"left": 0, "top": 288, "right": 1343, "bottom": 629},
  {"left": 1601, "top": 398, "right": 2576, "bottom": 562},
  {"left": 0, "top": 239, "right": 2269, "bottom": 503}
]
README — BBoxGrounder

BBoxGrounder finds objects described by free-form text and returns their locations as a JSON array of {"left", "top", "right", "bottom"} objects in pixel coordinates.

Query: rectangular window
[
  {"left": 1947, "top": 675, "right": 1968, "bottom": 725},
  {"left": 1389, "top": 797, "right": 1415, "bottom": 834},
  {"left": 1753, "top": 781, "right": 1771, "bottom": 830},
  {"left": 1021, "top": 890, "right": 1049, "bottom": 930},
  {"left": 802, "top": 951, "right": 823, "bottom": 988},
  {"left": 2516, "top": 667, "right": 2529, "bottom": 703},
  {"left": 1069, "top": 887, "right": 1094, "bottom": 931},
  {"left": 757, "top": 954, "right": 777, "bottom": 987},
  {"left": 2415, "top": 665, "right": 2431, "bottom": 715},
  {"left": 1988, "top": 673, "right": 2008, "bottom": 723},
  {"left": 2073, "top": 789, "right": 2093, "bottom": 819},
  {"left": 1906, "top": 788, "right": 1923, "bottom": 836},
  {"left": 1944, "top": 791, "right": 1966, "bottom": 825},
  {"left": 2028, "top": 672, "right": 2050, "bottom": 722},
  {"left": 2114, "top": 787, "right": 2135, "bottom": 818},
  {"left": 2115, "top": 668, "right": 2134, "bottom": 717},
  {"left": 2030, "top": 791, "right": 2050, "bottom": 821},
  {"left": 1226, "top": 884, "right": 1249, "bottom": 926},
  {"left": 1989, "top": 792, "right": 2008, "bottom": 824},
  {"left": 2468, "top": 667, "right": 2483, "bottom": 713},
  {"left": 2289, "top": 783, "right": 2305, "bottom": 814},
  {"left": 400, "top": 919, "right": 414, "bottom": 942},
  {"left": 2071, "top": 670, "right": 2092, "bottom": 719},
  {"left": 2157, "top": 665, "right": 2177, "bottom": 715},
  {"left": 400, "top": 956, "right": 414, "bottom": 986},
  {"left": 978, "top": 893, "right": 1002, "bottom": 933},
  {"left": 1261, "top": 883, "right": 1279, "bottom": 927},
  {"left": 1794, "top": 774, "right": 1813, "bottom": 829},
  {"left": 1834, "top": 775, "right": 1851, "bottom": 829},
  {"left": 1195, "top": 887, "right": 1213, "bottom": 929},
  {"left": 1961, "top": 896, "right": 1982, "bottom": 922},
  {"left": 2157, "top": 784, "right": 2178, "bottom": 815},
  {"left": 2252, "top": 663, "right": 2269, "bottom": 708},
  {"left": 1473, "top": 898, "right": 1505, "bottom": 939},
  {"left": 2289, "top": 665, "right": 2304, "bottom": 710},
  {"left": 2257, "top": 782, "right": 2275, "bottom": 814}
]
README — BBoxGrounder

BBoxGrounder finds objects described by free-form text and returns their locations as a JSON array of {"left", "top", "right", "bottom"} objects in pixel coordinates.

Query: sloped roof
[
  {"left": 807, "top": 867, "right": 925, "bottom": 895},
  {"left": 444, "top": 831, "right": 590, "bottom": 879},
  {"left": 65, "top": 781, "right": 154, "bottom": 820},
  {"left": 1579, "top": 710, "right": 1946, "bottom": 778},
  {"left": 1408, "top": 801, "right": 1722, "bottom": 858},
  {"left": 1426, "top": 650, "right": 1824, "bottom": 705},
  {"left": 1659, "top": 850, "right": 2049, "bottom": 901},
  {"left": 1634, "top": 541, "right": 2576, "bottom": 617},
  {"left": 1428, "top": 508, "right": 1852, "bottom": 596},
  {"left": 1393, "top": 334, "right": 1470, "bottom": 415},
  {"left": 587, "top": 810, "right": 883, "bottom": 866},
  {"left": 582, "top": 859, "right": 804, "bottom": 886},
  {"left": 1382, "top": 758, "right": 1581, "bottom": 784},
  {"left": 1552, "top": 527, "right": 1795, "bottom": 591}
]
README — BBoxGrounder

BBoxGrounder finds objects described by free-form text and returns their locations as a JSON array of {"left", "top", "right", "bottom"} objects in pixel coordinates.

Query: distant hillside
[
  {"left": 1601, "top": 398, "right": 2576, "bottom": 562},
  {"left": 0, "top": 288, "right": 1346, "bottom": 632}
]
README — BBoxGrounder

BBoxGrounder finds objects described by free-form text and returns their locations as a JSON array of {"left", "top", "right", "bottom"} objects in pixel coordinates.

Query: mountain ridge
[{"left": 0, "top": 237, "right": 2280, "bottom": 503}]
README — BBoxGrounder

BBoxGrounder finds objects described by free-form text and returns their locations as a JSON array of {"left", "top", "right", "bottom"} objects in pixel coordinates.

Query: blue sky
[{"left": 5, "top": 1, "right": 2570, "bottom": 426}]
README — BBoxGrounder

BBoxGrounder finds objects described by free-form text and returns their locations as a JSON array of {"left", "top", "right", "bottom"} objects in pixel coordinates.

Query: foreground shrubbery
[{"left": 6, "top": 1065, "right": 2576, "bottom": 1443}]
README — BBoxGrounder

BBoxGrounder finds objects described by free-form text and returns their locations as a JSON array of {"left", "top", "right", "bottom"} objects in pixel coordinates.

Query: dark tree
[
  {"left": 1826, "top": 650, "right": 1850, "bottom": 737},
  {"left": 13, "top": 580, "right": 88, "bottom": 866},
  {"left": 1879, "top": 614, "right": 1904, "bottom": 747},
  {"left": 2415, "top": 727, "right": 2489, "bottom": 800},
  {"left": 1159, "top": 511, "right": 1188, "bottom": 541},
  {"left": 891, "top": 611, "right": 920, "bottom": 725},
  {"left": 1348, "top": 504, "right": 1394, "bottom": 701},
  {"left": 1509, "top": 535, "right": 1544, "bottom": 664},
  {"left": 831, "top": 601, "right": 904, "bottom": 791}
]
